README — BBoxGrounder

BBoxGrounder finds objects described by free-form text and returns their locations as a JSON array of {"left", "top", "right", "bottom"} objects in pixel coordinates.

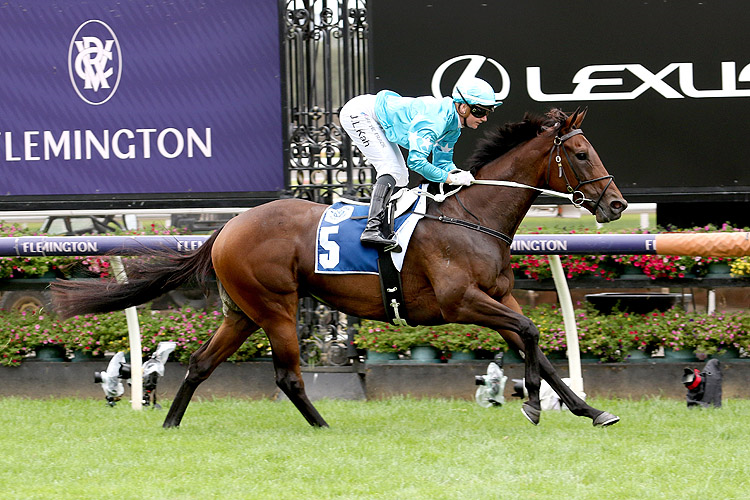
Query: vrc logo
[{"left": 68, "top": 20, "right": 122, "bottom": 105}]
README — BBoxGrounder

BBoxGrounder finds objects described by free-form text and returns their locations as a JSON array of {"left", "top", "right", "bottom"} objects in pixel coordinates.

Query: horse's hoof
[
  {"left": 593, "top": 411, "right": 620, "bottom": 427},
  {"left": 521, "top": 403, "right": 541, "bottom": 425}
]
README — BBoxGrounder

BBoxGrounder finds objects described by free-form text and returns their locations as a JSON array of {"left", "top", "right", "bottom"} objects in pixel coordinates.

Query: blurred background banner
[
  {"left": 0, "top": 0, "right": 283, "bottom": 205},
  {"left": 370, "top": 0, "right": 750, "bottom": 226}
]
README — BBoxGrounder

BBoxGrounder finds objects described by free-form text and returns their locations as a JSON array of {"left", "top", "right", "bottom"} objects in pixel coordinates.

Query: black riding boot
[{"left": 360, "top": 175, "right": 398, "bottom": 248}]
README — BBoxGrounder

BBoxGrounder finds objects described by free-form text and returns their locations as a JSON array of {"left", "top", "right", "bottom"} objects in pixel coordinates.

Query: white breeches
[{"left": 340, "top": 94, "right": 409, "bottom": 187}]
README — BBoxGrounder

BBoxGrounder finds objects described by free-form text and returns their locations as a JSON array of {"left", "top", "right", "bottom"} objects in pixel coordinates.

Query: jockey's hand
[{"left": 447, "top": 170, "right": 475, "bottom": 186}]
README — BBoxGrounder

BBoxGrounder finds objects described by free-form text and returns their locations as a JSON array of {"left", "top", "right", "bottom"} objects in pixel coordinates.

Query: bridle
[
  {"left": 424, "top": 128, "right": 615, "bottom": 210},
  {"left": 410, "top": 126, "right": 617, "bottom": 246},
  {"left": 547, "top": 128, "right": 614, "bottom": 213}
]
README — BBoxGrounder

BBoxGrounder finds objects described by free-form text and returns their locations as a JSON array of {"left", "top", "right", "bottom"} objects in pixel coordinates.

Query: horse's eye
[{"left": 575, "top": 152, "right": 588, "bottom": 161}]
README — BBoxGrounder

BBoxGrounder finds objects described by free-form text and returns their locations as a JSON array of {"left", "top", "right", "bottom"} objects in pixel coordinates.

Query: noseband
[{"left": 547, "top": 129, "right": 614, "bottom": 212}]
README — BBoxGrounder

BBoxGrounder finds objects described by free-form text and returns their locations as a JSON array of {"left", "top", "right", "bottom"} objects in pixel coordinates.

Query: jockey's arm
[
  {"left": 406, "top": 128, "right": 452, "bottom": 183},
  {"left": 406, "top": 148, "right": 451, "bottom": 183}
]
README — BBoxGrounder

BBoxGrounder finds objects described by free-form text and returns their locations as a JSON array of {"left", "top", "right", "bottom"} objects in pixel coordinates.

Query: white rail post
[
  {"left": 111, "top": 256, "right": 143, "bottom": 410},
  {"left": 548, "top": 254, "right": 584, "bottom": 395}
]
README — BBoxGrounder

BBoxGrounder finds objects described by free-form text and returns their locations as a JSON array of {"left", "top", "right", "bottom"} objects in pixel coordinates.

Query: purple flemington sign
[
  {"left": 0, "top": 236, "right": 209, "bottom": 257},
  {"left": 0, "top": 234, "right": 659, "bottom": 257},
  {"left": 0, "top": 0, "right": 283, "bottom": 199},
  {"left": 510, "top": 234, "right": 657, "bottom": 255}
]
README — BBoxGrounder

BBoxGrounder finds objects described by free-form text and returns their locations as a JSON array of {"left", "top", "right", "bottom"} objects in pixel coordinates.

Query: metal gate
[
  {"left": 280, "top": 0, "right": 372, "bottom": 365},
  {"left": 281, "top": 0, "right": 372, "bottom": 203}
]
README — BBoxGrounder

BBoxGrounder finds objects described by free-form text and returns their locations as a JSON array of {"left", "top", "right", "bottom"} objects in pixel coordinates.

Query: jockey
[{"left": 340, "top": 77, "right": 501, "bottom": 248}]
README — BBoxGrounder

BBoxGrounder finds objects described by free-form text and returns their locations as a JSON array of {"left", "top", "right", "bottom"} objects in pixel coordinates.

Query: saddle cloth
[{"left": 315, "top": 188, "right": 427, "bottom": 274}]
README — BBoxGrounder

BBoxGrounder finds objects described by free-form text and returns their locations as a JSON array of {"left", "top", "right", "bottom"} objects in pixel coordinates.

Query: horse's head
[{"left": 545, "top": 108, "right": 627, "bottom": 223}]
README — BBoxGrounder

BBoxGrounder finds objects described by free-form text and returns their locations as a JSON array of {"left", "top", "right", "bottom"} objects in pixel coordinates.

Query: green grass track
[{"left": 0, "top": 397, "right": 746, "bottom": 500}]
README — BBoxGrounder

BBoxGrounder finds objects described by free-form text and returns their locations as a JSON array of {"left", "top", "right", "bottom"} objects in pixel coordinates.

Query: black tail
[{"left": 51, "top": 228, "right": 222, "bottom": 319}]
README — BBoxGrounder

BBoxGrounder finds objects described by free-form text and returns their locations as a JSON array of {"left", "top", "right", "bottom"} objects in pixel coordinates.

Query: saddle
[
  {"left": 388, "top": 187, "right": 422, "bottom": 220},
  {"left": 315, "top": 186, "right": 428, "bottom": 326}
]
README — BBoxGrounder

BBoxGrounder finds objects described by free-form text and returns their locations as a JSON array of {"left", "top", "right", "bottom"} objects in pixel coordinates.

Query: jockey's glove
[{"left": 447, "top": 170, "right": 475, "bottom": 186}]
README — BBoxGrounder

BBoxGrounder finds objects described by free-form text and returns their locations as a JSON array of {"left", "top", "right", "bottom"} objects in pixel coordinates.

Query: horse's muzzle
[{"left": 595, "top": 197, "right": 628, "bottom": 223}]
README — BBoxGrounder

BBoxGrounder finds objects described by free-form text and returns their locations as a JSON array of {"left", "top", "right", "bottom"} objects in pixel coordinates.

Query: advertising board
[
  {"left": 369, "top": 0, "right": 750, "bottom": 215},
  {"left": 0, "top": 0, "right": 284, "bottom": 210}
]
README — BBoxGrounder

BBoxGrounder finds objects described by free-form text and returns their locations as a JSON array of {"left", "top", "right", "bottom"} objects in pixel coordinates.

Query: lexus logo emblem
[
  {"left": 431, "top": 55, "right": 510, "bottom": 101},
  {"left": 68, "top": 20, "right": 122, "bottom": 106}
]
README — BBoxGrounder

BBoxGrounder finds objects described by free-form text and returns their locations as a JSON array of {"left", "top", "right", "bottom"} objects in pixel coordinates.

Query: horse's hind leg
[
  {"left": 163, "top": 309, "right": 258, "bottom": 428},
  {"left": 265, "top": 319, "right": 329, "bottom": 427}
]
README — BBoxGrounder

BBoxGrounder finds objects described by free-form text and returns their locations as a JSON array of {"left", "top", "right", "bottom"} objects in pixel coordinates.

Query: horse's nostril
[{"left": 610, "top": 200, "right": 627, "bottom": 213}]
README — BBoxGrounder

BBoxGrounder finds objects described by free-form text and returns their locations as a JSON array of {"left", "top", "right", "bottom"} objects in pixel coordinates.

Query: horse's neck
[{"left": 472, "top": 139, "right": 550, "bottom": 237}]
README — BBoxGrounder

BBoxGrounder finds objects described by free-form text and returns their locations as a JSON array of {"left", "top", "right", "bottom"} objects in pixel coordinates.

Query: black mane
[{"left": 464, "top": 109, "right": 568, "bottom": 174}]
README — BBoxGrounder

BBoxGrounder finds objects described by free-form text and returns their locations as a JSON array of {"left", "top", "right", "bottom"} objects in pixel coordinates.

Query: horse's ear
[
  {"left": 574, "top": 107, "right": 588, "bottom": 128},
  {"left": 563, "top": 107, "right": 588, "bottom": 130}
]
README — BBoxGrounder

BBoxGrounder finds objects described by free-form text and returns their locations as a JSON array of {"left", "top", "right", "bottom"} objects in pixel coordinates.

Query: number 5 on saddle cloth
[{"left": 315, "top": 190, "right": 427, "bottom": 326}]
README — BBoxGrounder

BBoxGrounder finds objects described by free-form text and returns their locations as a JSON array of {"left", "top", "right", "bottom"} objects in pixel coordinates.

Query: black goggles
[
  {"left": 468, "top": 105, "right": 493, "bottom": 118},
  {"left": 456, "top": 88, "right": 494, "bottom": 118}
]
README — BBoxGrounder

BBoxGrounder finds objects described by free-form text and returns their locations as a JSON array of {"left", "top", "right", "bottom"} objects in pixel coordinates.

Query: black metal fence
[
  {"left": 281, "top": 0, "right": 372, "bottom": 204},
  {"left": 280, "top": 0, "right": 372, "bottom": 365}
]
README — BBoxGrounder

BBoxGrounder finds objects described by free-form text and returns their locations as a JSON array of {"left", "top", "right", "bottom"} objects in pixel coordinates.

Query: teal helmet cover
[{"left": 452, "top": 77, "right": 502, "bottom": 107}]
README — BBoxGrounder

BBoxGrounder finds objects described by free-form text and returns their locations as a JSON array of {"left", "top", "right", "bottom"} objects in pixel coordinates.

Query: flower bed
[
  {"left": 354, "top": 321, "right": 503, "bottom": 355},
  {"left": 0, "top": 306, "right": 271, "bottom": 366},
  {"left": 513, "top": 249, "right": 744, "bottom": 281},
  {"left": 355, "top": 304, "right": 750, "bottom": 362},
  {"left": 512, "top": 223, "right": 750, "bottom": 280},
  {"left": 2, "top": 304, "right": 747, "bottom": 367},
  {"left": 1, "top": 221, "right": 748, "bottom": 365},
  {"left": 731, "top": 256, "right": 750, "bottom": 277}
]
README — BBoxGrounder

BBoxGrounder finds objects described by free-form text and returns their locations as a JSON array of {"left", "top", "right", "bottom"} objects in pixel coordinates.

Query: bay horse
[{"left": 51, "top": 108, "right": 627, "bottom": 429}]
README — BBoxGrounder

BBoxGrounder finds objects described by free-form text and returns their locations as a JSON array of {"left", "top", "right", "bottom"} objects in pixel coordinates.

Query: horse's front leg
[
  {"left": 513, "top": 318, "right": 543, "bottom": 426},
  {"left": 500, "top": 294, "right": 620, "bottom": 427},
  {"left": 443, "top": 287, "right": 543, "bottom": 425}
]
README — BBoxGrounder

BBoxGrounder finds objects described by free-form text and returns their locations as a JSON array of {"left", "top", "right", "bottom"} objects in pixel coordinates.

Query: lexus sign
[{"left": 371, "top": 0, "right": 750, "bottom": 204}]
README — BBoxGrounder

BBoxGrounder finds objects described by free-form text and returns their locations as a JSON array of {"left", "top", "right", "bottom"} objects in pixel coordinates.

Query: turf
[
  {"left": 0, "top": 397, "right": 747, "bottom": 500},
  {"left": 519, "top": 212, "right": 650, "bottom": 233}
]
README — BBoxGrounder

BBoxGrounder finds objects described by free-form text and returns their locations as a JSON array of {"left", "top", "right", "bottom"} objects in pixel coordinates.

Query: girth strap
[
  {"left": 377, "top": 248, "right": 409, "bottom": 326},
  {"left": 374, "top": 207, "right": 513, "bottom": 326}
]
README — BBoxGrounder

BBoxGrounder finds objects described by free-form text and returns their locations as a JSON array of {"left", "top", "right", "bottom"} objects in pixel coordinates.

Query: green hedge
[
  {"left": 2, "top": 304, "right": 748, "bottom": 366},
  {"left": 0, "top": 306, "right": 271, "bottom": 367},
  {"left": 355, "top": 304, "right": 750, "bottom": 362}
]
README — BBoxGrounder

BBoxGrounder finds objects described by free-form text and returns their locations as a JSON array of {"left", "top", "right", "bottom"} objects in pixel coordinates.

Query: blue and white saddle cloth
[{"left": 315, "top": 190, "right": 427, "bottom": 274}]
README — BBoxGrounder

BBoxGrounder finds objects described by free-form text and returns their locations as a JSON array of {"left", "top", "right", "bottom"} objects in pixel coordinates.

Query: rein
[
  {"left": 406, "top": 127, "right": 614, "bottom": 246},
  {"left": 416, "top": 130, "right": 610, "bottom": 205},
  {"left": 470, "top": 179, "right": 575, "bottom": 201},
  {"left": 471, "top": 129, "right": 614, "bottom": 210},
  {"left": 414, "top": 179, "right": 574, "bottom": 205}
]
